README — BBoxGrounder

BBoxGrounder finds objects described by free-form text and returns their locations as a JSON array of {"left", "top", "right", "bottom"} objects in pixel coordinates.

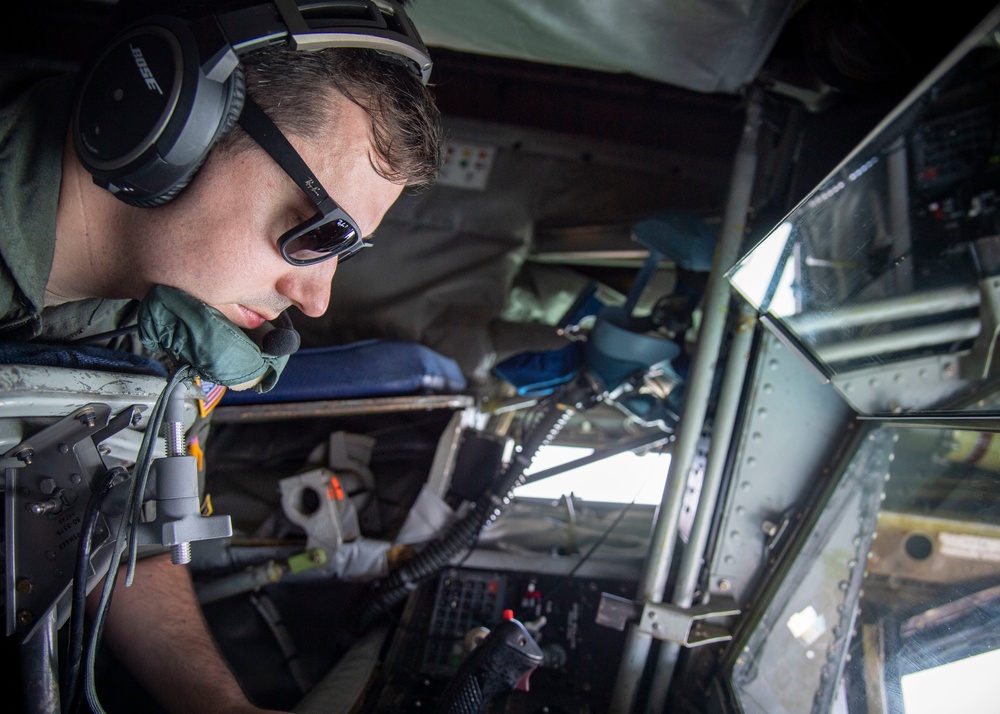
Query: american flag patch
[{"left": 195, "top": 377, "right": 227, "bottom": 417}]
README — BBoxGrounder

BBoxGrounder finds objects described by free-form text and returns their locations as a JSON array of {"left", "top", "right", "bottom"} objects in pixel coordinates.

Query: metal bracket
[
  {"left": 596, "top": 592, "right": 740, "bottom": 647},
  {"left": 4, "top": 404, "right": 143, "bottom": 641}
]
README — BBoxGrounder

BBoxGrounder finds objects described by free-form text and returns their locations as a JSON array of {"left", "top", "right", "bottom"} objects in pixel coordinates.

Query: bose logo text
[{"left": 130, "top": 45, "right": 163, "bottom": 95}]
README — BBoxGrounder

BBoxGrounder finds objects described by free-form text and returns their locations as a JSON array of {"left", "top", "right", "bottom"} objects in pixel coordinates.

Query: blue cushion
[
  {"left": 632, "top": 211, "right": 716, "bottom": 272},
  {"left": 219, "top": 340, "right": 466, "bottom": 405}
]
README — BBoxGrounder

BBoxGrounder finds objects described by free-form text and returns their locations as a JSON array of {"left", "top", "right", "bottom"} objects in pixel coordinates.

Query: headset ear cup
[
  {"left": 218, "top": 64, "right": 246, "bottom": 140},
  {"left": 122, "top": 65, "right": 246, "bottom": 208}
]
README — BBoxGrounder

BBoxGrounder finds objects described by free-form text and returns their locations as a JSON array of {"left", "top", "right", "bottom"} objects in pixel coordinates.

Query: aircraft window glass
[
  {"left": 900, "top": 648, "right": 1000, "bottom": 714},
  {"left": 513, "top": 444, "right": 670, "bottom": 505},
  {"left": 728, "top": 8, "right": 1000, "bottom": 417},
  {"left": 728, "top": 425, "right": 1000, "bottom": 714}
]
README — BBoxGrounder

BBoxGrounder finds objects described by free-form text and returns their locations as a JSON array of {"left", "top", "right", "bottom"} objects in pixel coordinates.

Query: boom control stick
[{"left": 435, "top": 611, "right": 544, "bottom": 714}]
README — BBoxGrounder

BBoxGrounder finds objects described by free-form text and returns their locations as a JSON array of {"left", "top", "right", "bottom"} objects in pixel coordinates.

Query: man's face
[{"left": 129, "top": 95, "right": 403, "bottom": 329}]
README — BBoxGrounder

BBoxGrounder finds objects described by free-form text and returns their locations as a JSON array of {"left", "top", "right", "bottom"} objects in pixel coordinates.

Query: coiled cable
[{"left": 357, "top": 374, "right": 600, "bottom": 631}]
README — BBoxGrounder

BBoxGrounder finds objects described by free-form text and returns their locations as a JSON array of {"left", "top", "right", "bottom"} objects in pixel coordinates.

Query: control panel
[{"left": 365, "top": 567, "right": 636, "bottom": 713}]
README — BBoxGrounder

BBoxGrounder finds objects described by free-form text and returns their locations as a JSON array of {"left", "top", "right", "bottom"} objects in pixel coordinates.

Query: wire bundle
[{"left": 60, "top": 366, "right": 192, "bottom": 714}]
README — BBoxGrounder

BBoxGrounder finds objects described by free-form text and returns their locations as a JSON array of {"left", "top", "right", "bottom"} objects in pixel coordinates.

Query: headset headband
[{"left": 218, "top": 0, "right": 432, "bottom": 83}]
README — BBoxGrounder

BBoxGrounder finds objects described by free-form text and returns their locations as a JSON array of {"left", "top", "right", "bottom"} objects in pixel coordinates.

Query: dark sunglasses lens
[{"left": 284, "top": 218, "right": 358, "bottom": 263}]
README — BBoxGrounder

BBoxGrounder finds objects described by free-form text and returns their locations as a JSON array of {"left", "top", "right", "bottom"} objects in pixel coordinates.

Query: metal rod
[
  {"left": 609, "top": 87, "right": 764, "bottom": 713},
  {"left": 211, "top": 394, "right": 475, "bottom": 423},
  {"left": 887, "top": 136, "right": 914, "bottom": 295},
  {"left": 646, "top": 302, "right": 757, "bottom": 709},
  {"left": 196, "top": 560, "right": 287, "bottom": 605},
  {"left": 21, "top": 609, "right": 60, "bottom": 714},
  {"left": 814, "top": 318, "right": 979, "bottom": 363},
  {"left": 784, "top": 285, "right": 979, "bottom": 334}
]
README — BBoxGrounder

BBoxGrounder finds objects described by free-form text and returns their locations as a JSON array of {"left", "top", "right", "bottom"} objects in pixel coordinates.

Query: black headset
[{"left": 73, "top": 0, "right": 432, "bottom": 208}]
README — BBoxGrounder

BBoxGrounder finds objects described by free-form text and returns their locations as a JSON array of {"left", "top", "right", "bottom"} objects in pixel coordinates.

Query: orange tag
[{"left": 189, "top": 436, "right": 205, "bottom": 472}]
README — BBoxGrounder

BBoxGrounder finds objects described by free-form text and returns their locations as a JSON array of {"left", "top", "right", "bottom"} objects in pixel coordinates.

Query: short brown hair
[{"left": 223, "top": 46, "right": 441, "bottom": 187}]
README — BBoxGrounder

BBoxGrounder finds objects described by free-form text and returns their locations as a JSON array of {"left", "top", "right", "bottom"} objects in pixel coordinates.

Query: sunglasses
[{"left": 236, "top": 96, "right": 370, "bottom": 266}]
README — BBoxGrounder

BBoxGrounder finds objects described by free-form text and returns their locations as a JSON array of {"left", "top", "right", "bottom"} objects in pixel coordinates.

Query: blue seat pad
[{"left": 220, "top": 340, "right": 466, "bottom": 405}]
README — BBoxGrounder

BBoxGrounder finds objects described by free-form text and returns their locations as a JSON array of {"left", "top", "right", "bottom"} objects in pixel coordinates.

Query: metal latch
[{"left": 596, "top": 593, "right": 740, "bottom": 647}]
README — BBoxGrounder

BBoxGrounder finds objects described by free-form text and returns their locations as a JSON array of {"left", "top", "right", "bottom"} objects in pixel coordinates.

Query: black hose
[
  {"left": 62, "top": 466, "right": 128, "bottom": 714},
  {"left": 357, "top": 377, "right": 600, "bottom": 631},
  {"left": 83, "top": 366, "right": 193, "bottom": 714}
]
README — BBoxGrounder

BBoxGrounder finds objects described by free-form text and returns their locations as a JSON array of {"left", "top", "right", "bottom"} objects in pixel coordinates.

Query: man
[{"left": 1, "top": 1, "right": 440, "bottom": 711}]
